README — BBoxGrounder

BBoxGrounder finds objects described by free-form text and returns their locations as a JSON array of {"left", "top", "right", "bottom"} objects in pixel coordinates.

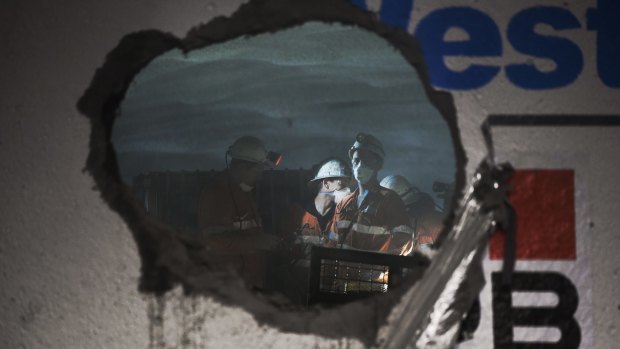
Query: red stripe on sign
[{"left": 489, "top": 169, "right": 576, "bottom": 260}]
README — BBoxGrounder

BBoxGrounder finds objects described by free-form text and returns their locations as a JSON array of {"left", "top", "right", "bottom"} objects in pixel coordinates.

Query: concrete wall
[{"left": 1, "top": 0, "right": 618, "bottom": 348}]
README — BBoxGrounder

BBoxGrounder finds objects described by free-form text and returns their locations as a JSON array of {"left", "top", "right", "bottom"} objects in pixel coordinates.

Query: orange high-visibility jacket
[
  {"left": 197, "top": 171, "right": 271, "bottom": 288},
  {"left": 413, "top": 210, "right": 444, "bottom": 247},
  {"left": 198, "top": 171, "right": 262, "bottom": 237},
  {"left": 281, "top": 201, "right": 335, "bottom": 238},
  {"left": 329, "top": 187, "right": 414, "bottom": 254}
]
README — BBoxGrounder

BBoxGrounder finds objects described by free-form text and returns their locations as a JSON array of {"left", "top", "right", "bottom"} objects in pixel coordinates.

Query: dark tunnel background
[{"left": 111, "top": 22, "right": 456, "bottom": 205}]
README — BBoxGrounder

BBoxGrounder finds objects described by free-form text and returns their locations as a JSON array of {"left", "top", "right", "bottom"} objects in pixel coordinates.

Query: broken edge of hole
[{"left": 76, "top": 0, "right": 466, "bottom": 344}]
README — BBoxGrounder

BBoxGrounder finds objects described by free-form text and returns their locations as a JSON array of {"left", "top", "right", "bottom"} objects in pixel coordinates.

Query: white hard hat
[
  {"left": 380, "top": 175, "right": 419, "bottom": 206},
  {"left": 310, "top": 158, "right": 352, "bottom": 183},
  {"left": 348, "top": 133, "right": 385, "bottom": 160},
  {"left": 228, "top": 136, "right": 267, "bottom": 163}
]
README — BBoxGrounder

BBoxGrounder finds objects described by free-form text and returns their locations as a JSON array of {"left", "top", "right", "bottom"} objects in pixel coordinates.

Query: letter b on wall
[{"left": 492, "top": 272, "right": 581, "bottom": 348}]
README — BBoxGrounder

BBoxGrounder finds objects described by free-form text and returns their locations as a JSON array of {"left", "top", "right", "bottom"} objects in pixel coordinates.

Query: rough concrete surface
[{"left": 1, "top": 0, "right": 619, "bottom": 348}]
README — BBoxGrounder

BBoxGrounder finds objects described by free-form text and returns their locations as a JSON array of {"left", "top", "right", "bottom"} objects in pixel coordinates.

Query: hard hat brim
[{"left": 307, "top": 175, "right": 351, "bottom": 187}]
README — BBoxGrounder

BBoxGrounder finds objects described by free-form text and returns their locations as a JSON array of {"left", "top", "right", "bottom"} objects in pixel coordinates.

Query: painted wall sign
[
  {"left": 452, "top": 114, "right": 617, "bottom": 348},
  {"left": 450, "top": 168, "right": 592, "bottom": 348},
  {"left": 352, "top": 0, "right": 620, "bottom": 90}
]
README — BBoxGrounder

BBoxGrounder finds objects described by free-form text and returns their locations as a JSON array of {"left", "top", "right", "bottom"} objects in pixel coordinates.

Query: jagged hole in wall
[{"left": 78, "top": 0, "right": 467, "bottom": 344}]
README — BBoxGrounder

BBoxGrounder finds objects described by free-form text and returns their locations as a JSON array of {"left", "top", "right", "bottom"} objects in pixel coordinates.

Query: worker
[
  {"left": 273, "top": 158, "right": 352, "bottom": 304},
  {"left": 197, "top": 135, "right": 280, "bottom": 289},
  {"left": 329, "top": 133, "right": 414, "bottom": 255},
  {"left": 282, "top": 158, "right": 353, "bottom": 244},
  {"left": 380, "top": 175, "right": 444, "bottom": 251}
]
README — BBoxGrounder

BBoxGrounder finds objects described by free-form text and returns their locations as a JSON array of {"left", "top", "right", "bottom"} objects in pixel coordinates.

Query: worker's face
[
  {"left": 323, "top": 178, "right": 347, "bottom": 192},
  {"left": 351, "top": 150, "right": 381, "bottom": 185},
  {"left": 238, "top": 161, "right": 264, "bottom": 186},
  {"left": 320, "top": 178, "right": 351, "bottom": 204}
]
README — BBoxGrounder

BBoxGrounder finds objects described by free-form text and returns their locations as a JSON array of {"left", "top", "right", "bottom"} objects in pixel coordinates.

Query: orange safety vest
[
  {"left": 197, "top": 171, "right": 272, "bottom": 288},
  {"left": 198, "top": 171, "right": 262, "bottom": 236},
  {"left": 413, "top": 210, "right": 444, "bottom": 247},
  {"left": 330, "top": 187, "right": 414, "bottom": 254},
  {"left": 280, "top": 201, "right": 335, "bottom": 239}
]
